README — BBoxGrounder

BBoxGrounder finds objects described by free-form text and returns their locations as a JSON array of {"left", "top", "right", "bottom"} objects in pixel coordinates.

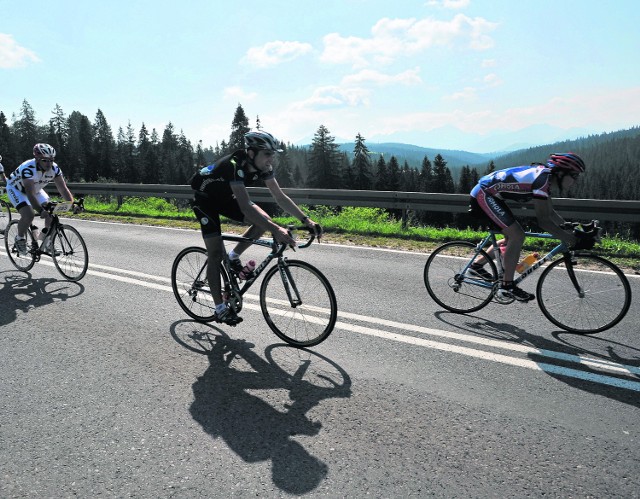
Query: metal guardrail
[{"left": 57, "top": 183, "right": 640, "bottom": 223}]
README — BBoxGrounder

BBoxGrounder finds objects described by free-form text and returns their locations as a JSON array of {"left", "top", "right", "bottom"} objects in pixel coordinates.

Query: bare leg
[
  {"left": 17, "top": 205, "right": 35, "bottom": 238},
  {"left": 204, "top": 235, "right": 224, "bottom": 306},
  {"left": 500, "top": 222, "right": 525, "bottom": 284}
]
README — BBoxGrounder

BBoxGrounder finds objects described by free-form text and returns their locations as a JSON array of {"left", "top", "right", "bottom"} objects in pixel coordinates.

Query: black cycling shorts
[
  {"left": 192, "top": 194, "right": 247, "bottom": 238},
  {"left": 469, "top": 190, "right": 515, "bottom": 231}
]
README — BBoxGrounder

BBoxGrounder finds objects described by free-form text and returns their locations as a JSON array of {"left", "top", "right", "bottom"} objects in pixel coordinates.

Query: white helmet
[{"left": 33, "top": 143, "right": 56, "bottom": 159}]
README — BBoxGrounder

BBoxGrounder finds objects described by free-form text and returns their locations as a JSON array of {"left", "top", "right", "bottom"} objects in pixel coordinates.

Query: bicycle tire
[
  {"left": 171, "top": 247, "right": 216, "bottom": 322},
  {"left": 536, "top": 253, "right": 632, "bottom": 334},
  {"left": 4, "top": 221, "right": 36, "bottom": 271},
  {"left": 51, "top": 224, "right": 89, "bottom": 281},
  {"left": 424, "top": 241, "right": 497, "bottom": 313},
  {"left": 0, "top": 200, "right": 11, "bottom": 236},
  {"left": 260, "top": 259, "right": 337, "bottom": 347}
]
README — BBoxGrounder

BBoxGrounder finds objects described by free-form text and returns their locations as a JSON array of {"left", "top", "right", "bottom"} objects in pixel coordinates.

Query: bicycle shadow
[
  {"left": 435, "top": 311, "right": 640, "bottom": 407},
  {"left": 169, "top": 320, "right": 352, "bottom": 495},
  {"left": 0, "top": 270, "right": 85, "bottom": 327}
]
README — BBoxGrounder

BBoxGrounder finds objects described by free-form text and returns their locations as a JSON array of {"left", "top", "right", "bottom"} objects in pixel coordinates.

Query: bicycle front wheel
[
  {"left": 53, "top": 224, "right": 89, "bottom": 281},
  {"left": 260, "top": 260, "right": 337, "bottom": 347},
  {"left": 423, "top": 241, "right": 497, "bottom": 313},
  {"left": 0, "top": 200, "right": 11, "bottom": 235},
  {"left": 537, "top": 253, "right": 632, "bottom": 334},
  {"left": 4, "top": 221, "right": 36, "bottom": 271},
  {"left": 171, "top": 247, "right": 216, "bottom": 322}
]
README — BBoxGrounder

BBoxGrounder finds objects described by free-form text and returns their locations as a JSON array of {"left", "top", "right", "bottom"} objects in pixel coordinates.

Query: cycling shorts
[
  {"left": 469, "top": 186, "right": 515, "bottom": 230},
  {"left": 6, "top": 185, "right": 50, "bottom": 211},
  {"left": 192, "top": 193, "right": 251, "bottom": 238}
]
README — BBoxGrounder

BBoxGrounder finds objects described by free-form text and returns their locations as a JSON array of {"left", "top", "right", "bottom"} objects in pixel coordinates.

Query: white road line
[{"left": 3, "top": 254, "right": 638, "bottom": 391}]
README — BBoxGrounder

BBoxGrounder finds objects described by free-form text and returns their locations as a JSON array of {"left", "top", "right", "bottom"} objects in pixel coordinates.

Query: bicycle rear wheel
[
  {"left": 537, "top": 253, "right": 631, "bottom": 334},
  {"left": 424, "top": 241, "right": 497, "bottom": 313},
  {"left": 260, "top": 260, "right": 337, "bottom": 347},
  {"left": 52, "top": 224, "right": 89, "bottom": 281},
  {"left": 0, "top": 200, "right": 11, "bottom": 235},
  {"left": 171, "top": 247, "right": 216, "bottom": 322},
  {"left": 4, "top": 221, "right": 36, "bottom": 271}
]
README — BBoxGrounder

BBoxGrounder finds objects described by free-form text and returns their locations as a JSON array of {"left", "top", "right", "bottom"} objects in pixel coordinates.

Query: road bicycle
[
  {"left": 4, "top": 199, "right": 89, "bottom": 282},
  {"left": 171, "top": 225, "right": 338, "bottom": 348},
  {"left": 0, "top": 187, "right": 11, "bottom": 236},
  {"left": 423, "top": 222, "right": 632, "bottom": 334}
]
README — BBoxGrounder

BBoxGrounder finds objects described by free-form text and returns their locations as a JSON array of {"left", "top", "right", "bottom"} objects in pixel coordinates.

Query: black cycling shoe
[
  {"left": 498, "top": 284, "right": 534, "bottom": 302},
  {"left": 214, "top": 306, "right": 243, "bottom": 326}
]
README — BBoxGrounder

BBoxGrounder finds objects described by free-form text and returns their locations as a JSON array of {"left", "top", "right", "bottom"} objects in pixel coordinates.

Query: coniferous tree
[
  {"left": 0, "top": 111, "right": 16, "bottom": 168},
  {"left": 92, "top": 109, "right": 115, "bottom": 181},
  {"left": 160, "top": 122, "right": 178, "bottom": 184},
  {"left": 374, "top": 155, "right": 388, "bottom": 191},
  {"left": 66, "top": 111, "right": 93, "bottom": 181},
  {"left": 419, "top": 155, "right": 433, "bottom": 192},
  {"left": 228, "top": 104, "right": 250, "bottom": 152},
  {"left": 352, "top": 133, "right": 372, "bottom": 190},
  {"left": 13, "top": 100, "right": 40, "bottom": 158},
  {"left": 275, "top": 142, "right": 294, "bottom": 187},
  {"left": 485, "top": 160, "right": 496, "bottom": 175},
  {"left": 387, "top": 155, "right": 401, "bottom": 191},
  {"left": 47, "top": 104, "right": 68, "bottom": 167},
  {"left": 306, "top": 125, "right": 342, "bottom": 188}
]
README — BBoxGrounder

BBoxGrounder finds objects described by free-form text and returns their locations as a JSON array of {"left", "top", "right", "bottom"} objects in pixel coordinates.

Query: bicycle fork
[{"left": 278, "top": 259, "right": 302, "bottom": 308}]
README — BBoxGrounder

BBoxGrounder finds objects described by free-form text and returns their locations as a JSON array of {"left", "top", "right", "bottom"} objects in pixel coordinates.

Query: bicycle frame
[
  {"left": 220, "top": 230, "right": 315, "bottom": 309},
  {"left": 463, "top": 230, "right": 571, "bottom": 291}
]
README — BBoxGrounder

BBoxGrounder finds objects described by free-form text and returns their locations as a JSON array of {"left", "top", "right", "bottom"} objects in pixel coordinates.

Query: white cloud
[
  {"left": 483, "top": 73, "right": 502, "bottom": 87},
  {"left": 341, "top": 67, "right": 422, "bottom": 87},
  {"left": 242, "top": 40, "right": 312, "bottom": 69},
  {"left": 0, "top": 33, "right": 40, "bottom": 68},
  {"left": 223, "top": 86, "right": 258, "bottom": 101},
  {"left": 320, "top": 14, "right": 497, "bottom": 68},
  {"left": 444, "top": 86, "right": 477, "bottom": 101},
  {"left": 290, "top": 86, "right": 371, "bottom": 111},
  {"left": 481, "top": 59, "right": 497, "bottom": 68}
]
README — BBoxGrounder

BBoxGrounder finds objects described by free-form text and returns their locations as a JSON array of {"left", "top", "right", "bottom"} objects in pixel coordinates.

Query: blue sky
[{"left": 1, "top": 0, "right": 639, "bottom": 152}]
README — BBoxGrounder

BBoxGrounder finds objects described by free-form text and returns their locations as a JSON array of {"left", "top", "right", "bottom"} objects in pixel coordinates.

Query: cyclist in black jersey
[
  {"left": 190, "top": 130, "right": 321, "bottom": 325},
  {"left": 468, "top": 152, "right": 585, "bottom": 302}
]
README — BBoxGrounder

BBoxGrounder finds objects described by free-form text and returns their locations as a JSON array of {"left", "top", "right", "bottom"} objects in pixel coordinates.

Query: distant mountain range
[{"left": 331, "top": 125, "right": 639, "bottom": 171}]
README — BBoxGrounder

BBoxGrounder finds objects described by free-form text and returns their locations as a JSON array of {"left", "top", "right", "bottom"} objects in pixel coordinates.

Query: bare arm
[
  {"left": 533, "top": 198, "right": 577, "bottom": 246},
  {"left": 53, "top": 176, "right": 73, "bottom": 203},
  {"left": 264, "top": 177, "right": 321, "bottom": 235},
  {"left": 229, "top": 181, "right": 283, "bottom": 234}
]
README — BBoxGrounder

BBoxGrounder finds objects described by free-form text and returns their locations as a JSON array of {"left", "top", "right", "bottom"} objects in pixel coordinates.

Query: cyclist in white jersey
[
  {"left": 6, "top": 143, "right": 74, "bottom": 255},
  {"left": 469, "top": 152, "right": 585, "bottom": 302}
]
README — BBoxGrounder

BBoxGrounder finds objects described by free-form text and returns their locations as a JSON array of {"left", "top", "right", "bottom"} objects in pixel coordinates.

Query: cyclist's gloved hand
[{"left": 571, "top": 229, "right": 596, "bottom": 251}]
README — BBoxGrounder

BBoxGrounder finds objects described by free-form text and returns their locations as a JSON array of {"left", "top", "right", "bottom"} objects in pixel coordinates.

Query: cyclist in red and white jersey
[
  {"left": 6, "top": 143, "right": 74, "bottom": 255},
  {"left": 469, "top": 152, "right": 585, "bottom": 302}
]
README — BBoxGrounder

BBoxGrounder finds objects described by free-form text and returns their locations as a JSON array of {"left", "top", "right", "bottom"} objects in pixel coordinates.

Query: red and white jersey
[{"left": 471, "top": 164, "right": 552, "bottom": 202}]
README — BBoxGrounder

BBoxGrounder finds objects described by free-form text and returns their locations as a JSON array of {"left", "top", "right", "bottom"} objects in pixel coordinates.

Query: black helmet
[{"left": 244, "top": 131, "right": 282, "bottom": 152}]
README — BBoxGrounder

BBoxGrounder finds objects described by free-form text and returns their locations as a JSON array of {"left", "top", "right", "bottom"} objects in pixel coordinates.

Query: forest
[{"left": 1, "top": 99, "right": 639, "bottom": 204}]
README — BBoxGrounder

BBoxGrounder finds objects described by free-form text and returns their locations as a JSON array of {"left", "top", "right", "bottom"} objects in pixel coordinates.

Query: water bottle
[
  {"left": 238, "top": 260, "right": 256, "bottom": 280},
  {"left": 516, "top": 252, "right": 539, "bottom": 274}
]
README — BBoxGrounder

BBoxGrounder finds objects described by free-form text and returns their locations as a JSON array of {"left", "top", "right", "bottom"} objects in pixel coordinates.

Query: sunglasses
[
  {"left": 568, "top": 172, "right": 580, "bottom": 179},
  {"left": 40, "top": 159, "right": 54, "bottom": 163}
]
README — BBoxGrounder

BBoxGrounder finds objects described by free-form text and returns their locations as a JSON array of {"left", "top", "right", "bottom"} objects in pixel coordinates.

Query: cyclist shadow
[
  {"left": 0, "top": 270, "right": 85, "bottom": 327},
  {"left": 170, "top": 320, "right": 352, "bottom": 495},
  {"left": 435, "top": 311, "right": 640, "bottom": 407}
]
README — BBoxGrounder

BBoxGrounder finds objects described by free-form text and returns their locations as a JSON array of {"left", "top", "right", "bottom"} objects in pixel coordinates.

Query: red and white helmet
[
  {"left": 546, "top": 152, "right": 585, "bottom": 173},
  {"left": 33, "top": 143, "right": 56, "bottom": 159}
]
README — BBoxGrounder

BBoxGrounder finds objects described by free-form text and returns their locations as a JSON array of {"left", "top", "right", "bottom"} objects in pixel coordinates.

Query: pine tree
[
  {"left": 419, "top": 155, "right": 433, "bottom": 192},
  {"left": 0, "top": 112, "right": 16, "bottom": 168},
  {"left": 275, "top": 143, "right": 294, "bottom": 187},
  {"left": 485, "top": 160, "right": 496, "bottom": 175},
  {"left": 160, "top": 122, "right": 178, "bottom": 184},
  {"left": 352, "top": 133, "right": 372, "bottom": 190},
  {"left": 306, "top": 125, "right": 342, "bottom": 188},
  {"left": 13, "top": 100, "right": 40, "bottom": 158},
  {"left": 66, "top": 111, "right": 93, "bottom": 181},
  {"left": 228, "top": 104, "right": 250, "bottom": 152},
  {"left": 374, "top": 155, "right": 388, "bottom": 191},
  {"left": 387, "top": 156, "right": 401, "bottom": 191},
  {"left": 92, "top": 109, "right": 115, "bottom": 181}
]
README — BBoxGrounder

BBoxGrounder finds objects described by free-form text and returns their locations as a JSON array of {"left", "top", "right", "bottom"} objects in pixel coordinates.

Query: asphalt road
[{"left": 1, "top": 219, "right": 639, "bottom": 498}]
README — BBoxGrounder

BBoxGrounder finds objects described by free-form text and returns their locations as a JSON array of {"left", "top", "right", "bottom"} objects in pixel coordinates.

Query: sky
[{"left": 1, "top": 0, "right": 639, "bottom": 153}]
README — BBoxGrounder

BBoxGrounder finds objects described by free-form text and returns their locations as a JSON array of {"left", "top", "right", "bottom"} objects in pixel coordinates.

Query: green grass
[{"left": 73, "top": 196, "right": 640, "bottom": 271}]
